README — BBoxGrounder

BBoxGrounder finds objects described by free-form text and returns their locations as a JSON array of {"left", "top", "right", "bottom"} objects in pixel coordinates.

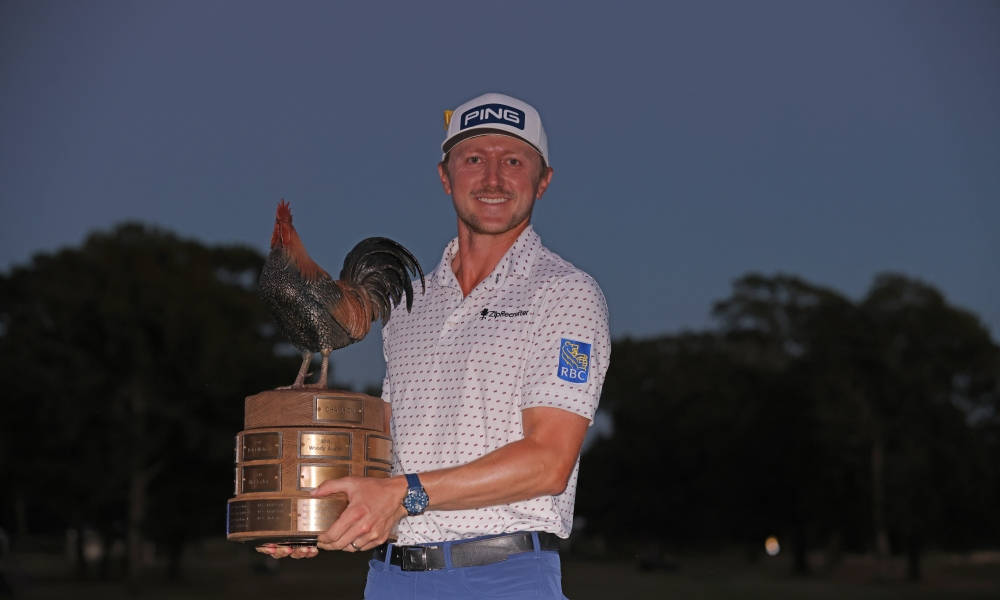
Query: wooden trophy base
[{"left": 225, "top": 389, "right": 391, "bottom": 546}]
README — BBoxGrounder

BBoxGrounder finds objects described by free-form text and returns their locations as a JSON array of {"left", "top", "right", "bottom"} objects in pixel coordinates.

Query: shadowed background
[{"left": 1, "top": 0, "right": 998, "bottom": 597}]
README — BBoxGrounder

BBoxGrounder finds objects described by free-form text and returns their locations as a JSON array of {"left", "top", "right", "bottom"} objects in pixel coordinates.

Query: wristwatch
[{"left": 401, "top": 473, "right": 429, "bottom": 516}]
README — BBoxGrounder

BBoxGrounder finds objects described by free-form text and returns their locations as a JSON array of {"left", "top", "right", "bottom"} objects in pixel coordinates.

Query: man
[{"left": 260, "top": 92, "right": 610, "bottom": 599}]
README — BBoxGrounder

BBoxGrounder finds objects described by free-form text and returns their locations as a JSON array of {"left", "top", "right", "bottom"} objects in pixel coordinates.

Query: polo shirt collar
[{"left": 433, "top": 225, "right": 541, "bottom": 292}]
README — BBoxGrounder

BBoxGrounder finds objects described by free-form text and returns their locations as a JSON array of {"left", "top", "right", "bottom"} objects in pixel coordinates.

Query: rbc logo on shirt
[
  {"left": 460, "top": 104, "right": 526, "bottom": 131},
  {"left": 558, "top": 338, "right": 591, "bottom": 384}
]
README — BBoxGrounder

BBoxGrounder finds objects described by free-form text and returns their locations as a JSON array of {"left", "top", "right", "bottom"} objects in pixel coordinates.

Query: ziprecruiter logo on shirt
[
  {"left": 480, "top": 308, "right": 530, "bottom": 320},
  {"left": 558, "top": 338, "right": 591, "bottom": 383}
]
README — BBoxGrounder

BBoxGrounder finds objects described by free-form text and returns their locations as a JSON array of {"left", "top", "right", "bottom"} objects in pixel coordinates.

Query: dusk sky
[{"left": 2, "top": 1, "right": 997, "bottom": 389}]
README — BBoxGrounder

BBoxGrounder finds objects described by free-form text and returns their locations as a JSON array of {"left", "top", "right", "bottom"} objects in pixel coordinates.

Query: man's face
[{"left": 439, "top": 134, "right": 552, "bottom": 237}]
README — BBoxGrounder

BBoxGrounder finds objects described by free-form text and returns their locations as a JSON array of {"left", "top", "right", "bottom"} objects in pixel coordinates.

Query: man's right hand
[{"left": 255, "top": 543, "right": 319, "bottom": 559}]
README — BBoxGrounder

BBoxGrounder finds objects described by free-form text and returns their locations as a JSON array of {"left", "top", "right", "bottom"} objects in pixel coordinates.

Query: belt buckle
[{"left": 401, "top": 546, "right": 428, "bottom": 571}]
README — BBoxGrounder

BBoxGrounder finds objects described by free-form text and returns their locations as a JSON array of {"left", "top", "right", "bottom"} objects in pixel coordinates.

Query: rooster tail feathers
[{"left": 339, "top": 237, "right": 425, "bottom": 323}]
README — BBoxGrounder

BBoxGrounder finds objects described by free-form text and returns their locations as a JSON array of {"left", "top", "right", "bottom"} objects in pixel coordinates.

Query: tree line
[
  {"left": 576, "top": 273, "right": 1000, "bottom": 579},
  {"left": 0, "top": 224, "right": 298, "bottom": 581},
  {"left": 1, "top": 225, "right": 998, "bottom": 583}
]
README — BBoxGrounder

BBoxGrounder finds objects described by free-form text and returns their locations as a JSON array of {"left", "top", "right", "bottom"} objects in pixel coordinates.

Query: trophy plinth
[{"left": 226, "top": 389, "right": 391, "bottom": 545}]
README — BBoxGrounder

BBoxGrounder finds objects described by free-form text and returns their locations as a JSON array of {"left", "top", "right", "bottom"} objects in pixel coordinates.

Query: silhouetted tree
[
  {"left": 579, "top": 333, "right": 772, "bottom": 553},
  {"left": 712, "top": 274, "right": 866, "bottom": 574},
  {"left": 0, "top": 224, "right": 297, "bottom": 583},
  {"left": 579, "top": 271, "right": 999, "bottom": 580},
  {"left": 858, "top": 274, "right": 1000, "bottom": 580}
]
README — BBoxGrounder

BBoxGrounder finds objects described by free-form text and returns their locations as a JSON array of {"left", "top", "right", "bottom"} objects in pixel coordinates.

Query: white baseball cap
[{"left": 442, "top": 92, "right": 549, "bottom": 165}]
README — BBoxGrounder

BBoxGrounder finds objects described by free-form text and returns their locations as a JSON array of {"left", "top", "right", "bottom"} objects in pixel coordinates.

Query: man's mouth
[{"left": 474, "top": 189, "right": 512, "bottom": 205}]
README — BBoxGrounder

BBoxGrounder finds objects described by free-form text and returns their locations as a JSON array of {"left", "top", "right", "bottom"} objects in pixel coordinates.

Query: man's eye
[
  {"left": 507, "top": 158, "right": 521, "bottom": 166},
  {"left": 467, "top": 156, "right": 482, "bottom": 164}
]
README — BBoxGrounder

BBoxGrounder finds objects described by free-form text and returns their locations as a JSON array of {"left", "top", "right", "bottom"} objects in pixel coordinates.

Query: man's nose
[{"left": 483, "top": 159, "right": 501, "bottom": 186}]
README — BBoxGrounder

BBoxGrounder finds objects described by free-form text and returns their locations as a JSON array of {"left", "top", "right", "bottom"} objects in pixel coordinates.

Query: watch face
[{"left": 403, "top": 487, "right": 429, "bottom": 516}]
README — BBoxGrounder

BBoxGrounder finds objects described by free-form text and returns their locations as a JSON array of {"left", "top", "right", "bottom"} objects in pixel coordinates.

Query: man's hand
[
  {"left": 314, "top": 475, "right": 408, "bottom": 552},
  {"left": 251, "top": 474, "right": 406, "bottom": 558},
  {"left": 255, "top": 544, "right": 318, "bottom": 559}
]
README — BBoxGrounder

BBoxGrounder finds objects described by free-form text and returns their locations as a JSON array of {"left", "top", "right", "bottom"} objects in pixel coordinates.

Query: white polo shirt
[{"left": 381, "top": 225, "right": 610, "bottom": 544}]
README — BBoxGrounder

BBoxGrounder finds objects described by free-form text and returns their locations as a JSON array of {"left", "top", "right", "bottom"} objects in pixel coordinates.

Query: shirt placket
[{"left": 439, "top": 285, "right": 488, "bottom": 340}]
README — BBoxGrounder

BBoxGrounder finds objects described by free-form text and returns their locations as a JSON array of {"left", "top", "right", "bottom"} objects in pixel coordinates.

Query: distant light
[{"left": 765, "top": 536, "right": 780, "bottom": 556}]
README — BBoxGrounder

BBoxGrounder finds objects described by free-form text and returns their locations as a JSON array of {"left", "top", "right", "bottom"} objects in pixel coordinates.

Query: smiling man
[{"left": 260, "top": 92, "right": 610, "bottom": 599}]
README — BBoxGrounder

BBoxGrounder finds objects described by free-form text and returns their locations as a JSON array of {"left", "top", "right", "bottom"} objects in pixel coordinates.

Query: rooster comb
[{"left": 276, "top": 199, "right": 292, "bottom": 223}]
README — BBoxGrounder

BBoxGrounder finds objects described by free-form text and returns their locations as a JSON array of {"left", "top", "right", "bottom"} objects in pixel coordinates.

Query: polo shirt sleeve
[{"left": 520, "top": 272, "right": 610, "bottom": 422}]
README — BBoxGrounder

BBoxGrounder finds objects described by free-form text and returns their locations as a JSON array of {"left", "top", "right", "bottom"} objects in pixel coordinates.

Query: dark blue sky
[{"left": 2, "top": 1, "right": 998, "bottom": 388}]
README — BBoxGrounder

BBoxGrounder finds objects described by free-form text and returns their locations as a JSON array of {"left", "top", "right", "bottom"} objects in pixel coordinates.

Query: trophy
[
  {"left": 226, "top": 201, "right": 423, "bottom": 546},
  {"left": 225, "top": 389, "right": 393, "bottom": 544}
]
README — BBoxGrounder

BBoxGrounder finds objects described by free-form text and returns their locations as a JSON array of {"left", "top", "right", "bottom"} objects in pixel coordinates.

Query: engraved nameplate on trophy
[
  {"left": 241, "top": 464, "right": 282, "bottom": 493},
  {"left": 300, "top": 432, "right": 351, "bottom": 458},
  {"left": 242, "top": 432, "right": 282, "bottom": 461},
  {"left": 367, "top": 435, "right": 393, "bottom": 464},
  {"left": 299, "top": 464, "right": 352, "bottom": 490},
  {"left": 314, "top": 396, "right": 364, "bottom": 424}
]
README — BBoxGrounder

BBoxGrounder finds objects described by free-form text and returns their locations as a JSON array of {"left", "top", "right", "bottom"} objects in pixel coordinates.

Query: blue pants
[{"left": 364, "top": 534, "right": 567, "bottom": 599}]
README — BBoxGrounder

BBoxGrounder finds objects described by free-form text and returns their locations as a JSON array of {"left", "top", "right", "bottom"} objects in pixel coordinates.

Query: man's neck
[{"left": 451, "top": 221, "right": 529, "bottom": 297}]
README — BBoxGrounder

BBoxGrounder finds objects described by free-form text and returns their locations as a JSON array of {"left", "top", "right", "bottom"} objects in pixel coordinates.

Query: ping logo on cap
[
  {"left": 460, "top": 104, "right": 525, "bottom": 131},
  {"left": 557, "top": 338, "right": 591, "bottom": 384}
]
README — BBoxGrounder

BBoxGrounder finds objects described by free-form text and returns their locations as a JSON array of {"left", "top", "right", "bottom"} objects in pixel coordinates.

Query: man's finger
[
  {"left": 289, "top": 546, "right": 319, "bottom": 559},
  {"left": 255, "top": 544, "right": 317, "bottom": 559},
  {"left": 256, "top": 544, "right": 292, "bottom": 559},
  {"left": 311, "top": 476, "right": 355, "bottom": 497},
  {"left": 317, "top": 515, "right": 359, "bottom": 549}
]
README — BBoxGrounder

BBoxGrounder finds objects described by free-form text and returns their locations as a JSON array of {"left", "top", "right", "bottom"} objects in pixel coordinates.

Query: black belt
[{"left": 373, "top": 532, "right": 560, "bottom": 571}]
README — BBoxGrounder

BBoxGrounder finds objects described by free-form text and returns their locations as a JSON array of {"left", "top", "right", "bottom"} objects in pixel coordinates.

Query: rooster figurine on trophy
[{"left": 225, "top": 200, "right": 423, "bottom": 546}]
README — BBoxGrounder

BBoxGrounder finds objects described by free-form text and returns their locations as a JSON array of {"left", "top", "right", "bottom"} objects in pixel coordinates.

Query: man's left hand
[{"left": 313, "top": 475, "right": 408, "bottom": 552}]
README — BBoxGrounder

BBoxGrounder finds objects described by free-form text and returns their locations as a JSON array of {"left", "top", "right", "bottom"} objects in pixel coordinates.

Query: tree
[
  {"left": 712, "top": 272, "right": 1000, "bottom": 578},
  {"left": 712, "top": 273, "right": 867, "bottom": 574},
  {"left": 579, "top": 271, "right": 999, "bottom": 580},
  {"left": 578, "top": 332, "right": 775, "bottom": 555},
  {"left": 858, "top": 274, "right": 1000, "bottom": 579},
  {"left": 0, "top": 223, "right": 297, "bottom": 583}
]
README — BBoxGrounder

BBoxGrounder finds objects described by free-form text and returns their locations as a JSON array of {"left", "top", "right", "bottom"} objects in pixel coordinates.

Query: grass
[
  {"left": 562, "top": 552, "right": 1000, "bottom": 599},
  {"left": 3, "top": 538, "right": 999, "bottom": 599}
]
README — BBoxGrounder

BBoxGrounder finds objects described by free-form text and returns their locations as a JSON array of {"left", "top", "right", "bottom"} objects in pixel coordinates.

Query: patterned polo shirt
[{"left": 381, "top": 225, "right": 610, "bottom": 544}]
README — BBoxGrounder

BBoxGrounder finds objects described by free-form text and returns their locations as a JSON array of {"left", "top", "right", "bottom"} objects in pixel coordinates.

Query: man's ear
[
  {"left": 438, "top": 162, "right": 453, "bottom": 196},
  {"left": 535, "top": 167, "right": 554, "bottom": 199}
]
